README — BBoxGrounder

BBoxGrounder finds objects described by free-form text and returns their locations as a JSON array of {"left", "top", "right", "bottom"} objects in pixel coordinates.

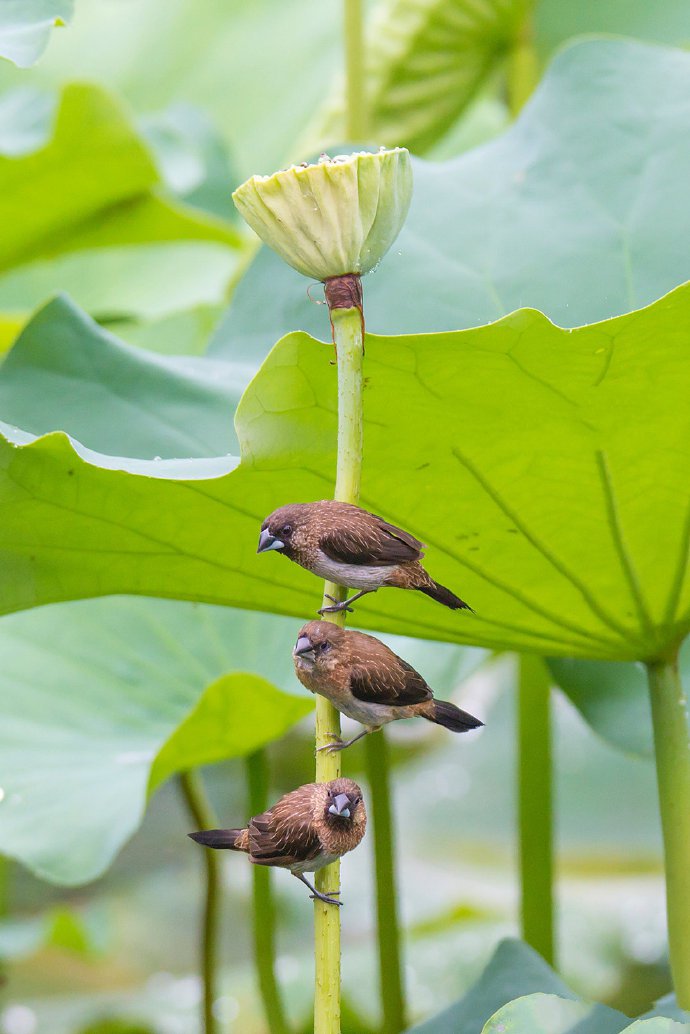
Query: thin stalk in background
[
  {"left": 517, "top": 654, "right": 555, "bottom": 966},
  {"left": 506, "top": 12, "right": 538, "bottom": 116},
  {"left": 364, "top": 731, "right": 406, "bottom": 1033},
  {"left": 179, "top": 769, "right": 221, "bottom": 1034},
  {"left": 647, "top": 652, "right": 690, "bottom": 1009},
  {"left": 314, "top": 295, "right": 364, "bottom": 1034},
  {"left": 246, "top": 749, "right": 291, "bottom": 1034},
  {"left": 344, "top": 0, "right": 367, "bottom": 139}
]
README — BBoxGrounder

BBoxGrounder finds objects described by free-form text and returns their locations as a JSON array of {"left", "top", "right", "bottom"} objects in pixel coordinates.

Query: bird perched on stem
[
  {"left": 293, "top": 620, "right": 483, "bottom": 752},
  {"left": 257, "top": 500, "right": 472, "bottom": 615},
  {"left": 188, "top": 779, "right": 366, "bottom": 906}
]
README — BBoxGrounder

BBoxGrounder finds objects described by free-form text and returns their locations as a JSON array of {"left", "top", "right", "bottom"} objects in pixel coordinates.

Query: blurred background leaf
[
  {"left": 0, "top": 598, "right": 311, "bottom": 884},
  {"left": 0, "top": 0, "right": 73, "bottom": 68}
]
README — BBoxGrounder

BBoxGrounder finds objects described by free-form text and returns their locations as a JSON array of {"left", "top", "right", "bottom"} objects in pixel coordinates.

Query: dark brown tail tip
[
  {"left": 431, "top": 699, "right": 483, "bottom": 733},
  {"left": 420, "top": 581, "right": 473, "bottom": 612},
  {"left": 188, "top": 829, "right": 239, "bottom": 849}
]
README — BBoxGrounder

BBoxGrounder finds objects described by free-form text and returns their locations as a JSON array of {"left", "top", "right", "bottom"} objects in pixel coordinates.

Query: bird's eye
[
  {"left": 280, "top": 523, "right": 293, "bottom": 536},
  {"left": 318, "top": 641, "right": 331, "bottom": 654}
]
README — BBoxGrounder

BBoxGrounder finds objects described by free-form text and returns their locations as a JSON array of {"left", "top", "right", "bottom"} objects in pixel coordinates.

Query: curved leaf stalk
[
  {"left": 246, "top": 749, "right": 291, "bottom": 1034},
  {"left": 364, "top": 730, "right": 407, "bottom": 1032},
  {"left": 314, "top": 300, "right": 364, "bottom": 1034},
  {"left": 178, "top": 769, "right": 221, "bottom": 1034},
  {"left": 344, "top": 0, "right": 368, "bottom": 139},
  {"left": 517, "top": 654, "right": 555, "bottom": 966},
  {"left": 647, "top": 652, "right": 690, "bottom": 1009}
]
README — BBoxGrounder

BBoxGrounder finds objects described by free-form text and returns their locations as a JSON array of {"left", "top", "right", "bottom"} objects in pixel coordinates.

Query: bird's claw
[
  {"left": 315, "top": 736, "right": 345, "bottom": 754},
  {"left": 310, "top": 891, "right": 343, "bottom": 907},
  {"left": 318, "top": 601, "right": 354, "bottom": 615}
]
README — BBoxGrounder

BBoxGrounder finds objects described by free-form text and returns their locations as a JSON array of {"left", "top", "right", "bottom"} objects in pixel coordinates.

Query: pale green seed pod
[{"left": 232, "top": 148, "right": 413, "bottom": 281}]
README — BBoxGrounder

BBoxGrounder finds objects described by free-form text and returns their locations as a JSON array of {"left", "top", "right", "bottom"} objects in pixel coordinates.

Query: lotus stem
[
  {"left": 314, "top": 290, "right": 364, "bottom": 1034},
  {"left": 647, "top": 651, "right": 690, "bottom": 1008},
  {"left": 517, "top": 654, "right": 555, "bottom": 966}
]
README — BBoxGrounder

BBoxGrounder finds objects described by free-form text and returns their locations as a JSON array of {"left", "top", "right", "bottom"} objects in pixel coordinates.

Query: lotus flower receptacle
[{"left": 232, "top": 148, "right": 413, "bottom": 283}]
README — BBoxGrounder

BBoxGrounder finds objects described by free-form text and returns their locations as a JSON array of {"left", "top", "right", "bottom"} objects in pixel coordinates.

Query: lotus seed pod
[{"left": 232, "top": 148, "right": 413, "bottom": 281}]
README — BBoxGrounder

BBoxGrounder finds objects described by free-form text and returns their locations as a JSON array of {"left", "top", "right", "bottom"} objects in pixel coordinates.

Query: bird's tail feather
[
  {"left": 420, "top": 579, "right": 473, "bottom": 611},
  {"left": 188, "top": 828, "right": 246, "bottom": 851},
  {"left": 427, "top": 699, "right": 483, "bottom": 733}
]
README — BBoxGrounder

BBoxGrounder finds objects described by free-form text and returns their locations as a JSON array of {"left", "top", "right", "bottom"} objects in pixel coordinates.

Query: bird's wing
[
  {"left": 248, "top": 791, "right": 321, "bottom": 866},
  {"left": 349, "top": 643, "right": 432, "bottom": 706},
  {"left": 320, "top": 511, "right": 423, "bottom": 566}
]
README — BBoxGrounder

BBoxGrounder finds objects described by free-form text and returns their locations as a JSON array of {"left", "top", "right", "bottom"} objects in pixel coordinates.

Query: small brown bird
[
  {"left": 257, "top": 500, "right": 471, "bottom": 614},
  {"left": 293, "top": 620, "right": 483, "bottom": 751},
  {"left": 188, "top": 778, "right": 366, "bottom": 906}
]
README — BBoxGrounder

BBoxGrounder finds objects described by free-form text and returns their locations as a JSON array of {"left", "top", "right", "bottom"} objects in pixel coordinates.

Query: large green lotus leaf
[
  {"left": 304, "top": 0, "right": 530, "bottom": 155},
  {"left": 0, "top": 0, "right": 72, "bottom": 68},
  {"left": 3, "top": 282, "right": 690, "bottom": 661},
  {"left": 0, "top": 597, "right": 312, "bottom": 885},
  {"left": 0, "top": 81, "right": 239, "bottom": 275},
  {"left": 212, "top": 40, "right": 690, "bottom": 359},
  {"left": 0, "top": 297, "right": 243, "bottom": 459}
]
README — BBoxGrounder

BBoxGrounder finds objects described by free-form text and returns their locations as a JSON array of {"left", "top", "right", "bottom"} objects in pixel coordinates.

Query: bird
[
  {"left": 293, "top": 620, "right": 483, "bottom": 751},
  {"left": 257, "top": 500, "right": 472, "bottom": 615},
  {"left": 188, "top": 778, "right": 366, "bottom": 906}
]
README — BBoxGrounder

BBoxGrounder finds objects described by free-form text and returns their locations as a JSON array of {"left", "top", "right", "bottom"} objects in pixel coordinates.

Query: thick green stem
[
  {"left": 246, "top": 750, "right": 290, "bottom": 1034},
  {"left": 179, "top": 770, "right": 221, "bottom": 1034},
  {"left": 364, "top": 731, "right": 407, "bottom": 1033},
  {"left": 344, "top": 0, "right": 367, "bottom": 139},
  {"left": 517, "top": 654, "right": 555, "bottom": 966},
  {"left": 647, "top": 653, "right": 690, "bottom": 1009},
  {"left": 314, "top": 300, "right": 364, "bottom": 1034}
]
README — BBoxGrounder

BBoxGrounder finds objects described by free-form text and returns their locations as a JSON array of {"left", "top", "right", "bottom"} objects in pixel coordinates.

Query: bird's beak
[
  {"left": 293, "top": 636, "right": 315, "bottom": 659},
  {"left": 257, "top": 529, "right": 284, "bottom": 554},
  {"left": 328, "top": 793, "right": 351, "bottom": 819}
]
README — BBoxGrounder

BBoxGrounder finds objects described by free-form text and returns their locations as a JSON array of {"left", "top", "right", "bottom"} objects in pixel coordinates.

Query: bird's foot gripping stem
[
  {"left": 317, "top": 589, "right": 372, "bottom": 616},
  {"left": 315, "top": 735, "right": 346, "bottom": 754},
  {"left": 296, "top": 872, "right": 343, "bottom": 907}
]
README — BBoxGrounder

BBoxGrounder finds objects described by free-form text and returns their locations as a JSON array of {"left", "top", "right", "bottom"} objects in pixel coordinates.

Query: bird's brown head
[
  {"left": 323, "top": 778, "right": 365, "bottom": 828},
  {"left": 293, "top": 620, "right": 347, "bottom": 675},
  {"left": 257, "top": 503, "right": 317, "bottom": 559}
]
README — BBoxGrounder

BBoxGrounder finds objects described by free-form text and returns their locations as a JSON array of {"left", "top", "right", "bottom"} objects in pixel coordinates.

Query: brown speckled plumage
[
  {"left": 188, "top": 779, "right": 366, "bottom": 904},
  {"left": 258, "top": 501, "right": 472, "bottom": 614},
  {"left": 293, "top": 621, "right": 483, "bottom": 751}
]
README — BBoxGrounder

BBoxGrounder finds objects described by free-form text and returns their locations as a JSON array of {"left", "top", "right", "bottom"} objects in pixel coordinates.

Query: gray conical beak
[
  {"left": 257, "top": 529, "right": 284, "bottom": 554},
  {"left": 328, "top": 793, "right": 351, "bottom": 818},
  {"left": 294, "top": 636, "right": 315, "bottom": 658}
]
